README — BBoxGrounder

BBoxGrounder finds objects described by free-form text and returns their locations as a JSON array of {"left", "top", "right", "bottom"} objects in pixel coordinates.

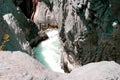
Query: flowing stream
[{"left": 33, "top": 29, "right": 64, "bottom": 73}]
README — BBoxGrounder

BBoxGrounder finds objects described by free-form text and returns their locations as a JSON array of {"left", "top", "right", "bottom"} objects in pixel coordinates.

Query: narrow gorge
[{"left": 0, "top": 0, "right": 120, "bottom": 80}]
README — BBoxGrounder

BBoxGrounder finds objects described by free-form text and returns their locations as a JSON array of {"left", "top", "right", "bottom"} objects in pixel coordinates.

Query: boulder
[
  {"left": 0, "top": 51, "right": 120, "bottom": 80},
  {"left": 0, "top": 51, "right": 65, "bottom": 80},
  {"left": 66, "top": 61, "right": 120, "bottom": 80}
]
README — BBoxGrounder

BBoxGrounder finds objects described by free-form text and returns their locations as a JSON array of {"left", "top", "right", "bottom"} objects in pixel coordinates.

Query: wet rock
[{"left": 30, "top": 31, "right": 48, "bottom": 48}]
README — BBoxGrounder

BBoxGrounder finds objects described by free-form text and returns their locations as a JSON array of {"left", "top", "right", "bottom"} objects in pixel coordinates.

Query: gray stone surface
[
  {"left": 34, "top": 0, "right": 120, "bottom": 72},
  {"left": 0, "top": 13, "right": 32, "bottom": 54},
  {"left": 33, "top": 1, "right": 58, "bottom": 30},
  {"left": 65, "top": 61, "right": 120, "bottom": 80},
  {"left": 0, "top": 0, "right": 120, "bottom": 75},
  {"left": 0, "top": 51, "right": 120, "bottom": 80},
  {"left": 0, "top": 51, "right": 65, "bottom": 80},
  {"left": 0, "top": 0, "right": 43, "bottom": 55}
]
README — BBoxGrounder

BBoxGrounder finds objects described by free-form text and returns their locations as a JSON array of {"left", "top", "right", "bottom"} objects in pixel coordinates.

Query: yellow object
[
  {"left": 0, "top": 46, "right": 2, "bottom": 51},
  {"left": 3, "top": 34, "right": 9, "bottom": 41},
  {"left": 0, "top": 33, "right": 10, "bottom": 51}
]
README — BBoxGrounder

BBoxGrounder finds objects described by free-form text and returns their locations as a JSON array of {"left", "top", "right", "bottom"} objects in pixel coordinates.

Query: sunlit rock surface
[
  {"left": 0, "top": 51, "right": 120, "bottom": 80},
  {"left": 37, "top": 0, "right": 120, "bottom": 72},
  {"left": 0, "top": 1, "right": 119, "bottom": 80},
  {"left": 66, "top": 61, "right": 120, "bottom": 80},
  {"left": 0, "top": 51, "right": 65, "bottom": 80}
]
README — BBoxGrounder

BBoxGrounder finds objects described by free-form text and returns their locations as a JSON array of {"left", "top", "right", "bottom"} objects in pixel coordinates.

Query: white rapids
[{"left": 33, "top": 29, "right": 64, "bottom": 73}]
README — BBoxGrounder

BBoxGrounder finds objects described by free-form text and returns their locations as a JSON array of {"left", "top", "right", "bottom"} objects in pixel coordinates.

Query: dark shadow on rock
[{"left": 30, "top": 31, "right": 48, "bottom": 48}]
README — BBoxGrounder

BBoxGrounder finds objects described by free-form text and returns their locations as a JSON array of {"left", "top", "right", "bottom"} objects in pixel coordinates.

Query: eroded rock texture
[
  {"left": 0, "top": 51, "right": 65, "bottom": 80},
  {"left": 0, "top": 0, "right": 42, "bottom": 55},
  {"left": 0, "top": 51, "right": 120, "bottom": 80},
  {"left": 33, "top": 1, "right": 58, "bottom": 31},
  {"left": 37, "top": 0, "right": 120, "bottom": 72},
  {"left": 3, "top": 0, "right": 119, "bottom": 73}
]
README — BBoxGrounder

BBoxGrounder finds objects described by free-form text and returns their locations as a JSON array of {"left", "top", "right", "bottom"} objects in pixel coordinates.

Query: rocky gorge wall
[
  {"left": 0, "top": 0, "right": 120, "bottom": 73},
  {"left": 0, "top": 0, "right": 119, "bottom": 79},
  {"left": 36, "top": 0, "right": 120, "bottom": 72},
  {"left": 0, "top": 0, "right": 46, "bottom": 55}
]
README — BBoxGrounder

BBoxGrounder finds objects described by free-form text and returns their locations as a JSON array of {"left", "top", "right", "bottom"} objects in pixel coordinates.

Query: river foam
[{"left": 33, "top": 29, "right": 64, "bottom": 73}]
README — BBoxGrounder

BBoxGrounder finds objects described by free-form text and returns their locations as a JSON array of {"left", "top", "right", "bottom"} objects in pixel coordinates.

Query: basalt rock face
[
  {"left": 38, "top": 0, "right": 120, "bottom": 72},
  {"left": 0, "top": 0, "right": 41, "bottom": 55}
]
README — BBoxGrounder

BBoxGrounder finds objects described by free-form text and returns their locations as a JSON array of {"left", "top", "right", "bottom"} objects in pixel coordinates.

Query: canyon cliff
[
  {"left": 34, "top": 0, "right": 120, "bottom": 72},
  {"left": 0, "top": 0, "right": 120, "bottom": 79}
]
